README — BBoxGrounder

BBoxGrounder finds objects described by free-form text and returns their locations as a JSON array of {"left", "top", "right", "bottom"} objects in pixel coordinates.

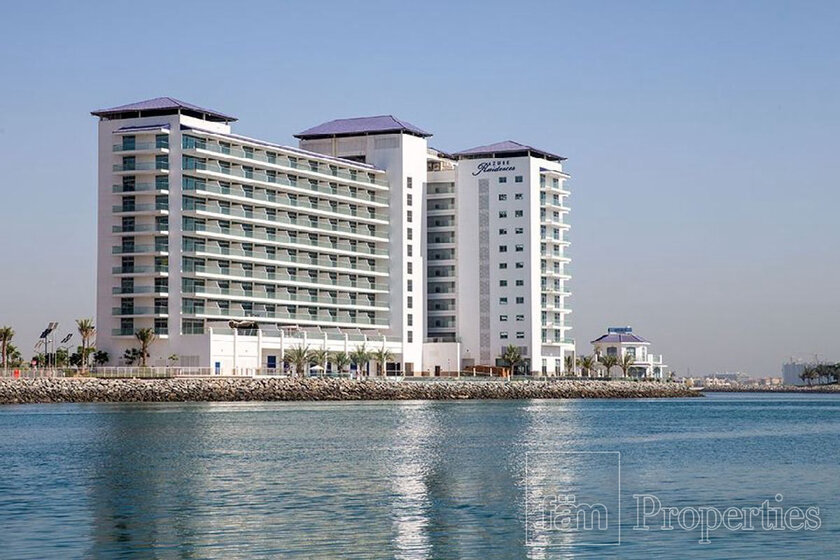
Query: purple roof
[
  {"left": 590, "top": 333, "right": 650, "bottom": 344},
  {"left": 295, "top": 115, "right": 432, "bottom": 139},
  {"left": 92, "top": 97, "right": 236, "bottom": 122},
  {"left": 453, "top": 140, "right": 566, "bottom": 162}
]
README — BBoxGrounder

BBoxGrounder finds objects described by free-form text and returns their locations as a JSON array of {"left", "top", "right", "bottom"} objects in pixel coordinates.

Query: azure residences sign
[{"left": 472, "top": 160, "right": 516, "bottom": 176}]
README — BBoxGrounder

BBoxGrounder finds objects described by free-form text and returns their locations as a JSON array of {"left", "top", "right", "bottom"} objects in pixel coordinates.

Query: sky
[{"left": 1, "top": 0, "right": 838, "bottom": 377}]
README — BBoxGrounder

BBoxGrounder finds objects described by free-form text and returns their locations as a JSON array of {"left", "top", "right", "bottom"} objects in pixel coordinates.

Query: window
[
  {"left": 499, "top": 177, "right": 507, "bottom": 184},
  {"left": 500, "top": 297, "right": 508, "bottom": 304},
  {"left": 407, "top": 210, "right": 413, "bottom": 223},
  {"left": 499, "top": 211, "right": 507, "bottom": 218},
  {"left": 500, "top": 331, "right": 509, "bottom": 339},
  {"left": 515, "top": 176, "right": 523, "bottom": 183},
  {"left": 407, "top": 244, "right": 413, "bottom": 257},
  {"left": 407, "top": 228, "right": 413, "bottom": 240},
  {"left": 515, "top": 227, "right": 524, "bottom": 234},
  {"left": 514, "top": 193, "right": 523, "bottom": 200},
  {"left": 499, "top": 245, "right": 508, "bottom": 252},
  {"left": 500, "top": 280, "right": 508, "bottom": 287},
  {"left": 515, "top": 210, "right": 524, "bottom": 217},
  {"left": 515, "top": 262, "right": 524, "bottom": 269},
  {"left": 407, "top": 193, "right": 413, "bottom": 206},
  {"left": 516, "top": 297, "right": 525, "bottom": 304},
  {"left": 500, "top": 315, "right": 508, "bottom": 322},
  {"left": 407, "top": 262, "right": 413, "bottom": 274},
  {"left": 407, "top": 331, "right": 413, "bottom": 343},
  {"left": 516, "top": 314, "right": 525, "bottom": 321},
  {"left": 499, "top": 228, "right": 507, "bottom": 235},
  {"left": 499, "top": 263, "right": 508, "bottom": 269},
  {"left": 407, "top": 177, "right": 413, "bottom": 189},
  {"left": 182, "top": 319, "right": 204, "bottom": 335},
  {"left": 516, "top": 279, "right": 524, "bottom": 287},
  {"left": 407, "top": 314, "right": 413, "bottom": 326},
  {"left": 498, "top": 194, "right": 507, "bottom": 201},
  {"left": 407, "top": 296, "right": 413, "bottom": 308},
  {"left": 407, "top": 279, "right": 413, "bottom": 292},
  {"left": 515, "top": 244, "right": 524, "bottom": 252},
  {"left": 516, "top": 331, "right": 525, "bottom": 339}
]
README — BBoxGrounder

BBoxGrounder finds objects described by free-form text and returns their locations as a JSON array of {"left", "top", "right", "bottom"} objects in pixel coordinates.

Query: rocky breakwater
[{"left": 0, "top": 377, "right": 701, "bottom": 405}]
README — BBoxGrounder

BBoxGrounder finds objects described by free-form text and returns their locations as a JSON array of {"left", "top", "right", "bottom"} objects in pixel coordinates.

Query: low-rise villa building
[{"left": 590, "top": 326, "right": 668, "bottom": 379}]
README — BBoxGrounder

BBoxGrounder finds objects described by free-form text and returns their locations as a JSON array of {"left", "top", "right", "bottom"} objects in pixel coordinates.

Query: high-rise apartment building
[{"left": 92, "top": 98, "right": 572, "bottom": 374}]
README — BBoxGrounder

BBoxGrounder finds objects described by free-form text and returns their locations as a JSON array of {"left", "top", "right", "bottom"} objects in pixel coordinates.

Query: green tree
[
  {"left": 331, "top": 351, "right": 352, "bottom": 375},
  {"left": 372, "top": 346, "right": 394, "bottom": 377},
  {"left": 76, "top": 319, "right": 95, "bottom": 373},
  {"left": 0, "top": 326, "right": 14, "bottom": 369},
  {"left": 576, "top": 354, "right": 596, "bottom": 378},
  {"left": 93, "top": 350, "right": 109, "bottom": 366},
  {"left": 501, "top": 344, "right": 525, "bottom": 376},
  {"left": 310, "top": 348, "right": 329, "bottom": 376},
  {"left": 350, "top": 344, "right": 371, "bottom": 377},
  {"left": 599, "top": 354, "right": 619, "bottom": 379},
  {"left": 5, "top": 343, "right": 23, "bottom": 368},
  {"left": 134, "top": 328, "right": 156, "bottom": 367},
  {"left": 564, "top": 354, "right": 575, "bottom": 377},
  {"left": 284, "top": 345, "right": 311, "bottom": 377},
  {"left": 123, "top": 348, "right": 142, "bottom": 366},
  {"left": 619, "top": 353, "right": 636, "bottom": 379}
]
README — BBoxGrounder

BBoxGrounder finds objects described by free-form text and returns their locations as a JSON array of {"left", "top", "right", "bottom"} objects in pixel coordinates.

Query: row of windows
[
  {"left": 498, "top": 244, "right": 525, "bottom": 253},
  {"left": 499, "top": 297, "right": 526, "bottom": 305},
  {"left": 499, "top": 262, "right": 525, "bottom": 269},
  {"left": 500, "top": 331, "right": 526, "bottom": 339},
  {"left": 499, "top": 227, "right": 525, "bottom": 235},
  {"left": 498, "top": 193, "right": 524, "bottom": 201},
  {"left": 499, "top": 210, "right": 525, "bottom": 218},
  {"left": 500, "top": 315, "right": 526, "bottom": 322},
  {"left": 498, "top": 176, "right": 524, "bottom": 184}
]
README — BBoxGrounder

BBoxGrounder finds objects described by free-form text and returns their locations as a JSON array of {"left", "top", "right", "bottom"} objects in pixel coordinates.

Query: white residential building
[
  {"left": 451, "top": 142, "right": 574, "bottom": 375},
  {"left": 591, "top": 326, "right": 668, "bottom": 379},
  {"left": 93, "top": 98, "right": 573, "bottom": 375}
]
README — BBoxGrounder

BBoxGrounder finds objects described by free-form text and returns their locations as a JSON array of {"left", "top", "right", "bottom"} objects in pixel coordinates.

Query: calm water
[{"left": 0, "top": 393, "right": 838, "bottom": 559}]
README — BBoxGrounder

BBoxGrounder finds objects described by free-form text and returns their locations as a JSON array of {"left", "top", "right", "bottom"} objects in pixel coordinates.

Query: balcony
[
  {"left": 112, "top": 286, "right": 162, "bottom": 295},
  {"left": 112, "top": 202, "right": 169, "bottom": 214},
  {"left": 112, "top": 265, "right": 168, "bottom": 275},
  {"left": 112, "top": 142, "right": 169, "bottom": 153},
  {"left": 112, "top": 161, "right": 170, "bottom": 173},
  {"left": 111, "top": 307, "right": 169, "bottom": 317},
  {"left": 184, "top": 141, "right": 389, "bottom": 187},
  {"left": 193, "top": 224, "right": 387, "bottom": 257},
  {"left": 112, "top": 245, "right": 168, "bottom": 255},
  {"left": 112, "top": 182, "right": 168, "bottom": 194}
]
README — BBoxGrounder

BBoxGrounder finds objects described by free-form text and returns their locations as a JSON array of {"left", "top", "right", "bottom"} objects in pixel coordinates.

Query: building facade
[
  {"left": 93, "top": 98, "right": 573, "bottom": 374},
  {"left": 591, "top": 326, "right": 668, "bottom": 379}
]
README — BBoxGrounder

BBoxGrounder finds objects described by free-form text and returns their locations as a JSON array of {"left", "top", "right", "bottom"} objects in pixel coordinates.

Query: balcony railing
[
  {"left": 113, "top": 161, "right": 169, "bottom": 172},
  {"left": 184, "top": 142, "right": 388, "bottom": 187}
]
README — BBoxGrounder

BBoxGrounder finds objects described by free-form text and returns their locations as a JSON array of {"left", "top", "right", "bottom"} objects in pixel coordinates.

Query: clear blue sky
[{"left": 1, "top": 0, "right": 838, "bottom": 376}]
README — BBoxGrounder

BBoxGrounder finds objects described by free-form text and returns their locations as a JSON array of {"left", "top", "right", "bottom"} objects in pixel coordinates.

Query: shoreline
[
  {"left": 702, "top": 384, "right": 840, "bottom": 393},
  {"left": 0, "top": 377, "right": 700, "bottom": 404}
]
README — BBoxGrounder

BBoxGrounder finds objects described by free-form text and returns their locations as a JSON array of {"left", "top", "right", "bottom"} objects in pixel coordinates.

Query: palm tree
[
  {"left": 134, "top": 328, "right": 156, "bottom": 367},
  {"left": 310, "top": 348, "right": 329, "bottom": 377},
  {"left": 76, "top": 319, "right": 95, "bottom": 373},
  {"left": 0, "top": 326, "right": 14, "bottom": 369},
  {"left": 372, "top": 346, "right": 395, "bottom": 377},
  {"left": 331, "top": 350, "right": 352, "bottom": 375},
  {"left": 564, "top": 354, "right": 575, "bottom": 377},
  {"left": 599, "top": 354, "right": 619, "bottom": 379},
  {"left": 284, "top": 345, "right": 311, "bottom": 377},
  {"left": 619, "top": 353, "right": 636, "bottom": 379},
  {"left": 501, "top": 344, "right": 524, "bottom": 376},
  {"left": 800, "top": 366, "right": 815, "bottom": 387},
  {"left": 5, "top": 344, "right": 22, "bottom": 368},
  {"left": 576, "top": 354, "right": 596, "bottom": 378},
  {"left": 350, "top": 344, "right": 371, "bottom": 378}
]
